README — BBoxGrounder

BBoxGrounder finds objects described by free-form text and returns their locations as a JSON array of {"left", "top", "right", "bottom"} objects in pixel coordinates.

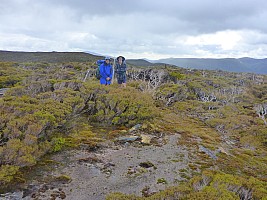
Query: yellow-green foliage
[
  {"left": 155, "top": 83, "right": 190, "bottom": 104},
  {"left": 0, "top": 62, "right": 29, "bottom": 88},
  {"left": 205, "top": 102, "right": 265, "bottom": 148},
  {"left": 1, "top": 62, "right": 267, "bottom": 195},
  {"left": 249, "top": 83, "right": 267, "bottom": 101},
  {"left": 3, "top": 138, "right": 38, "bottom": 166},
  {"left": 256, "top": 127, "right": 267, "bottom": 146},
  {"left": 217, "top": 147, "right": 267, "bottom": 179},
  {"left": 51, "top": 137, "right": 66, "bottom": 152},
  {"left": 157, "top": 83, "right": 181, "bottom": 96},
  {"left": 184, "top": 74, "right": 247, "bottom": 103},
  {"left": 198, "top": 171, "right": 267, "bottom": 200},
  {"left": 187, "top": 79, "right": 208, "bottom": 92},
  {"left": 83, "top": 85, "right": 160, "bottom": 126},
  {"left": 54, "top": 174, "right": 72, "bottom": 183},
  {"left": 0, "top": 69, "right": 89, "bottom": 185},
  {"left": 169, "top": 71, "right": 186, "bottom": 80},
  {"left": 66, "top": 122, "right": 103, "bottom": 149},
  {"left": 173, "top": 100, "right": 203, "bottom": 112},
  {"left": 106, "top": 170, "right": 267, "bottom": 200},
  {"left": 151, "top": 110, "right": 220, "bottom": 145},
  {"left": 157, "top": 178, "right": 167, "bottom": 184},
  {"left": 0, "top": 165, "right": 20, "bottom": 185}
]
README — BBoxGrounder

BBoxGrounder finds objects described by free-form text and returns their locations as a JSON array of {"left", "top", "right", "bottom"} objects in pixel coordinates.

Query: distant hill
[
  {"left": 127, "top": 59, "right": 165, "bottom": 67},
  {"left": 154, "top": 57, "right": 267, "bottom": 74},
  {"left": 0, "top": 51, "right": 102, "bottom": 63},
  {"left": 1, "top": 51, "right": 266, "bottom": 74},
  {"left": 0, "top": 51, "right": 165, "bottom": 68}
]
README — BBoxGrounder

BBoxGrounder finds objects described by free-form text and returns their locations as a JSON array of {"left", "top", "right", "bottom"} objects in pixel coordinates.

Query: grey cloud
[
  {"left": 2, "top": 0, "right": 267, "bottom": 34},
  {"left": 1, "top": 0, "right": 267, "bottom": 58},
  {"left": 40, "top": 0, "right": 267, "bottom": 33}
]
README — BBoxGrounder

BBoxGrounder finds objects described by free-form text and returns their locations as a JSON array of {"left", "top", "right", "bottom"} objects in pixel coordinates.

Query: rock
[
  {"left": 0, "top": 88, "right": 9, "bottom": 97},
  {"left": 129, "top": 124, "right": 142, "bottom": 133},
  {"left": 123, "top": 141, "right": 130, "bottom": 148},
  {"left": 225, "top": 139, "right": 236, "bottom": 145},
  {"left": 140, "top": 134, "right": 153, "bottom": 144},
  {"left": 0, "top": 192, "right": 23, "bottom": 200},
  {"left": 217, "top": 147, "right": 230, "bottom": 155},
  {"left": 199, "top": 145, "right": 217, "bottom": 160},
  {"left": 116, "top": 136, "right": 141, "bottom": 143}
]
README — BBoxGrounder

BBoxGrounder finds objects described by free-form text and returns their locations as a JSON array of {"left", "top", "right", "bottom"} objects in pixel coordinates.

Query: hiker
[
  {"left": 115, "top": 56, "right": 127, "bottom": 87},
  {"left": 97, "top": 57, "right": 113, "bottom": 85}
]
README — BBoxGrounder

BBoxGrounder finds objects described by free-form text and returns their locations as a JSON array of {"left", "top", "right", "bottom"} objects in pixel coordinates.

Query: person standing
[
  {"left": 115, "top": 56, "right": 127, "bottom": 87},
  {"left": 98, "top": 57, "right": 113, "bottom": 85}
]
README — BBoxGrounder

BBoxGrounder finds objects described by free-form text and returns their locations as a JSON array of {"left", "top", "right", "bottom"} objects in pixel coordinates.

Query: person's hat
[
  {"left": 105, "top": 56, "right": 111, "bottom": 60},
  {"left": 116, "top": 56, "right": 125, "bottom": 61}
]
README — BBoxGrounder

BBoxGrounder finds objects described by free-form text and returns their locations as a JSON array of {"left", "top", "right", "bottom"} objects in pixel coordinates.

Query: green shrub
[
  {"left": 51, "top": 137, "right": 66, "bottom": 152},
  {"left": 106, "top": 171, "right": 267, "bottom": 200},
  {"left": 169, "top": 71, "right": 186, "bottom": 80},
  {"left": 0, "top": 165, "right": 20, "bottom": 185},
  {"left": 0, "top": 62, "right": 29, "bottom": 88},
  {"left": 86, "top": 86, "right": 160, "bottom": 126}
]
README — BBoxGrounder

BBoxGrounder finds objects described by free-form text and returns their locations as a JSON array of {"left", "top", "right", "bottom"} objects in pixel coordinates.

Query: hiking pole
[{"left": 111, "top": 56, "right": 115, "bottom": 84}]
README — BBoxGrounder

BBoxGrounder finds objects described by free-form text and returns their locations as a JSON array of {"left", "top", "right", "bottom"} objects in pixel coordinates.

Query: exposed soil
[{"left": 1, "top": 132, "right": 197, "bottom": 200}]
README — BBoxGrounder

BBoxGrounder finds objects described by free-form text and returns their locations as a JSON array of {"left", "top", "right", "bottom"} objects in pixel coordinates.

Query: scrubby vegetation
[
  {"left": 0, "top": 60, "right": 266, "bottom": 199},
  {"left": 0, "top": 61, "right": 159, "bottom": 188},
  {"left": 107, "top": 170, "right": 267, "bottom": 200}
]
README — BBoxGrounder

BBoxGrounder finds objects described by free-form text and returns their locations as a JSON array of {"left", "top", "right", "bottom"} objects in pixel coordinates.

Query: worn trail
[
  {"left": 62, "top": 134, "right": 188, "bottom": 200},
  {"left": 2, "top": 134, "right": 193, "bottom": 200}
]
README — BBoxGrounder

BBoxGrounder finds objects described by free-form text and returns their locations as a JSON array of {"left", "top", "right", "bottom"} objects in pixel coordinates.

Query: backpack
[
  {"left": 95, "top": 60, "right": 104, "bottom": 80},
  {"left": 96, "top": 65, "right": 101, "bottom": 80}
]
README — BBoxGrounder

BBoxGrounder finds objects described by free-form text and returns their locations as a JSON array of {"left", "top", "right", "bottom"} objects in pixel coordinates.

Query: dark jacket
[{"left": 115, "top": 56, "right": 127, "bottom": 81}]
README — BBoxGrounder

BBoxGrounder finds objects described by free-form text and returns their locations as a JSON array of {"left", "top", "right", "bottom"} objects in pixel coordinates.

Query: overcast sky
[{"left": 1, "top": 0, "right": 267, "bottom": 59}]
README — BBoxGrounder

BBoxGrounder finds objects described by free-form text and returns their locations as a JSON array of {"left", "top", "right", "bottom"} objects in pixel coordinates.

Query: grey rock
[
  {"left": 199, "top": 145, "right": 217, "bottom": 160},
  {"left": 0, "top": 191, "right": 23, "bottom": 200},
  {"left": 0, "top": 88, "right": 9, "bottom": 97},
  {"left": 116, "top": 136, "right": 141, "bottom": 143},
  {"left": 129, "top": 124, "right": 142, "bottom": 132}
]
